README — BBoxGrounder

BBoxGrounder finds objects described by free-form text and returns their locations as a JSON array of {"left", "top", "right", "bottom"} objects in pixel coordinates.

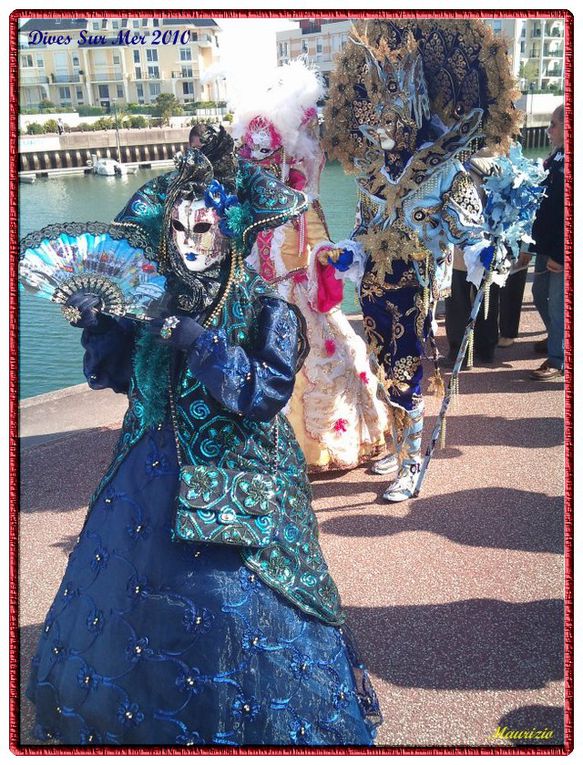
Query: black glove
[
  {"left": 63, "top": 293, "right": 102, "bottom": 329},
  {"left": 148, "top": 314, "right": 205, "bottom": 351}
]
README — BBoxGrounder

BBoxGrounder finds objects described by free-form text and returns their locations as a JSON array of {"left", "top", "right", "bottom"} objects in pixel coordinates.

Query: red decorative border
[{"left": 9, "top": 8, "right": 574, "bottom": 756}]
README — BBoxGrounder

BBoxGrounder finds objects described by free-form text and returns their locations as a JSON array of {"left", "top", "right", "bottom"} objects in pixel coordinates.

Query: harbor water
[{"left": 18, "top": 162, "right": 359, "bottom": 399}]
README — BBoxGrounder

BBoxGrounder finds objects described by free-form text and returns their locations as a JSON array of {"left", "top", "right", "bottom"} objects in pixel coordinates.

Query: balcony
[
  {"left": 91, "top": 69, "right": 124, "bottom": 82},
  {"left": 131, "top": 72, "right": 162, "bottom": 81},
  {"left": 171, "top": 70, "right": 199, "bottom": 79},
  {"left": 52, "top": 72, "right": 82, "bottom": 83},
  {"left": 20, "top": 73, "right": 50, "bottom": 85},
  {"left": 545, "top": 23, "right": 564, "bottom": 37},
  {"left": 543, "top": 47, "right": 564, "bottom": 58}
]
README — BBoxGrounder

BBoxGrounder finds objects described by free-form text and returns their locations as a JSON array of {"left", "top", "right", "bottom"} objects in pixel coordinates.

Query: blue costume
[
  {"left": 322, "top": 20, "right": 522, "bottom": 501},
  {"left": 26, "top": 137, "right": 381, "bottom": 746}
]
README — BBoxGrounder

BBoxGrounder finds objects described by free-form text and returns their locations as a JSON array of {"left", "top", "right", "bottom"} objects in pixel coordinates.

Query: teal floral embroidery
[{"left": 239, "top": 475, "right": 275, "bottom": 514}]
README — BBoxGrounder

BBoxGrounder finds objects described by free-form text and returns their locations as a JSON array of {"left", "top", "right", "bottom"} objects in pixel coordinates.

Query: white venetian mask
[{"left": 171, "top": 199, "right": 228, "bottom": 272}]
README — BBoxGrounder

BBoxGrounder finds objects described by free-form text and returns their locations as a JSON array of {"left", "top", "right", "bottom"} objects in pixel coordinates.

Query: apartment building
[
  {"left": 486, "top": 18, "right": 565, "bottom": 92},
  {"left": 276, "top": 19, "right": 352, "bottom": 91},
  {"left": 276, "top": 17, "right": 565, "bottom": 95},
  {"left": 18, "top": 17, "right": 225, "bottom": 110}
]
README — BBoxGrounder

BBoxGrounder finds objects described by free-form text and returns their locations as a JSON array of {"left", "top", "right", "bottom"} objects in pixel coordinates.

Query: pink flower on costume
[
  {"left": 333, "top": 419, "right": 348, "bottom": 433},
  {"left": 359, "top": 372, "right": 369, "bottom": 384},
  {"left": 325, "top": 339, "right": 336, "bottom": 356}
]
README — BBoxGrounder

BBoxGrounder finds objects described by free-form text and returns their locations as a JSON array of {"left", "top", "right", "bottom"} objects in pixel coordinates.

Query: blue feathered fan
[{"left": 19, "top": 221, "right": 166, "bottom": 321}]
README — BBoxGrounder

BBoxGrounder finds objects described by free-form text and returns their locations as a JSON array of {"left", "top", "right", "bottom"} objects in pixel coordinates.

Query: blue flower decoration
[
  {"left": 127, "top": 516, "right": 151, "bottom": 541},
  {"left": 80, "top": 728, "right": 102, "bottom": 745},
  {"left": 127, "top": 574, "right": 148, "bottom": 598},
  {"left": 176, "top": 729, "right": 204, "bottom": 746},
  {"left": 329, "top": 248, "right": 354, "bottom": 271},
  {"left": 33, "top": 723, "right": 62, "bottom": 742},
  {"left": 290, "top": 652, "right": 314, "bottom": 679},
  {"left": 242, "top": 629, "right": 267, "bottom": 653},
  {"left": 204, "top": 179, "right": 242, "bottom": 239},
  {"left": 232, "top": 694, "right": 260, "bottom": 722},
  {"left": 90, "top": 545, "right": 109, "bottom": 573},
  {"left": 290, "top": 719, "right": 312, "bottom": 744},
  {"left": 77, "top": 664, "right": 101, "bottom": 690},
  {"left": 333, "top": 682, "right": 352, "bottom": 710},
  {"left": 117, "top": 701, "right": 144, "bottom": 727},
  {"left": 238, "top": 568, "right": 261, "bottom": 592},
  {"left": 176, "top": 666, "right": 205, "bottom": 695},
  {"left": 126, "top": 636, "right": 151, "bottom": 662},
  {"left": 61, "top": 582, "right": 79, "bottom": 602},
  {"left": 86, "top": 608, "right": 105, "bottom": 634},
  {"left": 182, "top": 605, "right": 214, "bottom": 635}
]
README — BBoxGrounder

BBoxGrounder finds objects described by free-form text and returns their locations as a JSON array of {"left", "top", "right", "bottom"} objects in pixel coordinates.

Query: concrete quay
[{"left": 17, "top": 286, "right": 567, "bottom": 750}]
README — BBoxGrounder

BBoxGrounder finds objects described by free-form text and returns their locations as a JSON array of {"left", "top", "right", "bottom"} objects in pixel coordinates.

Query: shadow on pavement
[
  {"left": 493, "top": 704, "right": 564, "bottom": 746},
  {"left": 319, "top": 487, "right": 564, "bottom": 554},
  {"left": 426, "top": 414, "right": 563, "bottom": 449},
  {"left": 20, "top": 428, "right": 121, "bottom": 514},
  {"left": 346, "top": 598, "right": 563, "bottom": 691}
]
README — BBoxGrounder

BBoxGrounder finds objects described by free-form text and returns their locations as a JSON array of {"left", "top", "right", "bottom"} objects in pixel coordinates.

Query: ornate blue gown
[{"left": 26, "top": 268, "right": 381, "bottom": 747}]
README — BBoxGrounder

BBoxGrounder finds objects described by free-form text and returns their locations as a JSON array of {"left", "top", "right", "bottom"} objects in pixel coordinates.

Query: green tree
[
  {"left": 153, "top": 93, "right": 183, "bottom": 126},
  {"left": 43, "top": 119, "right": 59, "bottom": 133},
  {"left": 519, "top": 60, "right": 539, "bottom": 90},
  {"left": 38, "top": 99, "right": 56, "bottom": 112},
  {"left": 129, "top": 115, "right": 148, "bottom": 129},
  {"left": 26, "top": 122, "right": 44, "bottom": 135}
]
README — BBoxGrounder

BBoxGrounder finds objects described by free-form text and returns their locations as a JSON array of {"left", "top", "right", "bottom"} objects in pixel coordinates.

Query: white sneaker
[
  {"left": 382, "top": 464, "right": 420, "bottom": 502},
  {"left": 371, "top": 453, "right": 399, "bottom": 475}
]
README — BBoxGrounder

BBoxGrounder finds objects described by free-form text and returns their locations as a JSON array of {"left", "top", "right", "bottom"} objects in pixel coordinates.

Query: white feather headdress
[{"left": 232, "top": 58, "right": 324, "bottom": 162}]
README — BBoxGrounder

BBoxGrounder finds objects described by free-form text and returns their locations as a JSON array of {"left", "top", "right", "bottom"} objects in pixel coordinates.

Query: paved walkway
[{"left": 17, "top": 282, "right": 565, "bottom": 749}]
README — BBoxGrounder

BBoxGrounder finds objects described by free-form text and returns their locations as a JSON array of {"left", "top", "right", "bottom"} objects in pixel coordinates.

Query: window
[
  {"left": 183, "top": 82, "right": 194, "bottom": 95},
  {"left": 98, "top": 84, "right": 109, "bottom": 99},
  {"left": 316, "top": 37, "right": 323, "bottom": 53},
  {"left": 117, "top": 85, "right": 124, "bottom": 98},
  {"left": 133, "top": 20, "right": 140, "bottom": 29},
  {"left": 92, "top": 21, "right": 100, "bottom": 31},
  {"left": 181, "top": 65, "right": 193, "bottom": 78},
  {"left": 153, "top": 19, "right": 160, "bottom": 27},
  {"left": 520, "top": 40, "right": 525, "bottom": 54},
  {"left": 76, "top": 87, "right": 84, "bottom": 101},
  {"left": 21, "top": 54, "right": 34, "bottom": 67},
  {"left": 37, "top": 56, "right": 44, "bottom": 68},
  {"left": 142, "top": 19, "right": 148, "bottom": 27},
  {"left": 148, "top": 65, "right": 160, "bottom": 79},
  {"left": 149, "top": 82, "right": 161, "bottom": 97},
  {"left": 101, "top": 20, "right": 107, "bottom": 29},
  {"left": 302, "top": 41, "right": 309, "bottom": 53},
  {"left": 146, "top": 49, "right": 158, "bottom": 62},
  {"left": 59, "top": 86, "right": 71, "bottom": 100},
  {"left": 113, "top": 54, "right": 120, "bottom": 65},
  {"left": 136, "top": 83, "right": 144, "bottom": 101},
  {"left": 133, "top": 50, "right": 140, "bottom": 63},
  {"left": 180, "top": 48, "right": 192, "bottom": 61},
  {"left": 135, "top": 66, "right": 142, "bottom": 79},
  {"left": 112, "top": 20, "right": 120, "bottom": 29},
  {"left": 491, "top": 20, "right": 502, "bottom": 34},
  {"left": 72, "top": 55, "right": 79, "bottom": 66}
]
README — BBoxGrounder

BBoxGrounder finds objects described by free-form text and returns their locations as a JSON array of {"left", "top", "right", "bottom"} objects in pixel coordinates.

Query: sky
[{"left": 212, "top": 18, "right": 299, "bottom": 106}]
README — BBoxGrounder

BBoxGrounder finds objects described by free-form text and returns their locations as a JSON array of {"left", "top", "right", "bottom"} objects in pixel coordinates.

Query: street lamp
[
  {"left": 112, "top": 100, "right": 122, "bottom": 162},
  {"left": 528, "top": 81, "right": 535, "bottom": 128}
]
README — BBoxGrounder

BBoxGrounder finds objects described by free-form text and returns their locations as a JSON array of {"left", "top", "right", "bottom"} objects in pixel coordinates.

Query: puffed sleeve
[
  {"left": 81, "top": 316, "right": 136, "bottom": 394},
  {"left": 185, "top": 296, "right": 308, "bottom": 422}
]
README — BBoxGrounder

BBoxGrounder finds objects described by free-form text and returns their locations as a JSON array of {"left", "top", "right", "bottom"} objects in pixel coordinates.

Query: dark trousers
[
  {"left": 499, "top": 269, "right": 528, "bottom": 339},
  {"left": 445, "top": 269, "right": 500, "bottom": 362}
]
